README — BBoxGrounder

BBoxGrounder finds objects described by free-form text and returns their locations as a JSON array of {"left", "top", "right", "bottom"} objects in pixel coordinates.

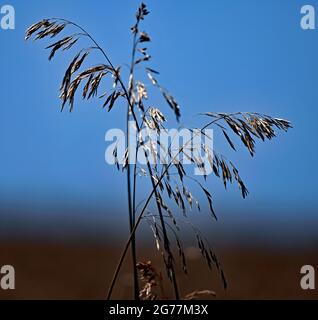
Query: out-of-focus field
[{"left": 0, "top": 241, "right": 317, "bottom": 300}]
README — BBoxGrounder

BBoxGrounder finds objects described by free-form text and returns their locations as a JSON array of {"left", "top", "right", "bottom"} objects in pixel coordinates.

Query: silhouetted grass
[{"left": 26, "top": 2, "right": 291, "bottom": 300}]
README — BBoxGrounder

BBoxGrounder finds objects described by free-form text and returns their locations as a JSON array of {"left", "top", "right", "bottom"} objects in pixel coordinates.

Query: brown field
[{"left": 0, "top": 241, "right": 317, "bottom": 300}]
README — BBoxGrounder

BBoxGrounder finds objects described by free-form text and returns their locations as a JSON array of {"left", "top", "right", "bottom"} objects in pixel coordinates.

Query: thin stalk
[
  {"left": 145, "top": 161, "right": 180, "bottom": 299},
  {"left": 126, "top": 111, "right": 138, "bottom": 299},
  {"left": 127, "top": 27, "right": 139, "bottom": 300}
]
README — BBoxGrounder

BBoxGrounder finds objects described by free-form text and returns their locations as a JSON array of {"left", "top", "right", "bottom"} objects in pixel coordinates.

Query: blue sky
[{"left": 0, "top": 0, "right": 318, "bottom": 230}]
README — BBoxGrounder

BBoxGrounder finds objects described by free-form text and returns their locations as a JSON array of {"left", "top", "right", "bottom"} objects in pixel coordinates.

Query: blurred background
[{"left": 0, "top": 0, "right": 318, "bottom": 299}]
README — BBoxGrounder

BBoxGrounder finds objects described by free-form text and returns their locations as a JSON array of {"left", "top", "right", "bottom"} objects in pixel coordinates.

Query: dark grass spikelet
[{"left": 137, "top": 261, "right": 165, "bottom": 300}]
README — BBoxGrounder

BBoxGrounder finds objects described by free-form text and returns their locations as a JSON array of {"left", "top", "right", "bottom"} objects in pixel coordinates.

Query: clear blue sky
[{"left": 1, "top": 0, "right": 317, "bottom": 231}]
